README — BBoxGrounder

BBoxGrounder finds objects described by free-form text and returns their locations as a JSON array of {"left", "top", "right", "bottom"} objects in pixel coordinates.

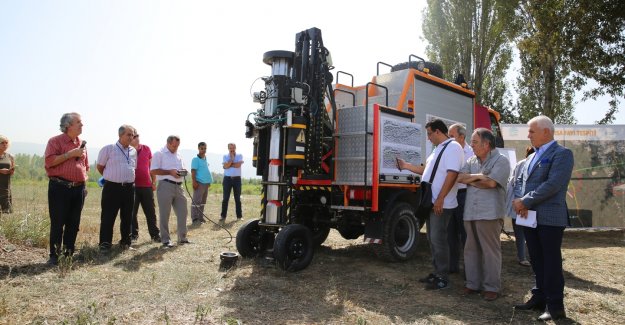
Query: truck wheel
[
  {"left": 236, "top": 219, "right": 264, "bottom": 258},
  {"left": 374, "top": 202, "right": 419, "bottom": 261},
  {"left": 274, "top": 224, "right": 314, "bottom": 271}
]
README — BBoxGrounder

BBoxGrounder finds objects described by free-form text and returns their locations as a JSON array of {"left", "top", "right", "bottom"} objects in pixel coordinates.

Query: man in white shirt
[
  {"left": 398, "top": 119, "right": 464, "bottom": 290},
  {"left": 151, "top": 135, "right": 190, "bottom": 248},
  {"left": 448, "top": 123, "right": 474, "bottom": 274}
]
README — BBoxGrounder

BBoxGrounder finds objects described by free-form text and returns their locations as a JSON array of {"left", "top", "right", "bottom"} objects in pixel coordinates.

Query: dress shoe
[
  {"left": 462, "top": 287, "right": 480, "bottom": 295},
  {"left": 47, "top": 255, "right": 59, "bottom": 266},
  {"left": 162, "top": 242, "right": 174, "bottom": 248},
  {"left": 120, "top": 244, "right": 136, "bottom": 251},
  {"left": 537, "top": 310, "right": 566, "bottom": 321},
  {"left": 424, "top": 277, "right": 449, "bottom": 290},
  {"left": 514, "top": 298, "right": 546, "bottom": 311},
  {"left": 179, "top": 239, "right": 192, "bottom": 245},
  {"left": 482, "top": 291, "right": 498, "bottom": 301},
  {"left": 419, "top": 273, "right": 436, "bottom": 283}
]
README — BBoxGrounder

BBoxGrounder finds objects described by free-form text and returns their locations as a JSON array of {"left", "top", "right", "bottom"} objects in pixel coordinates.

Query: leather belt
[
  {"left": 105, "top": 180, "right": 135, "bottom": 187},
  {"left": 163, "top": 179, "right": 182, "bottom": 185},
  {"left": 50, "top": 177, "right": 85, "bottom": 188},
  {"left": 458, "top": 188, "right": 467, "bottom": 193},
  {"left": 224, "top": 176, "right": 241, "bottom": 179}
]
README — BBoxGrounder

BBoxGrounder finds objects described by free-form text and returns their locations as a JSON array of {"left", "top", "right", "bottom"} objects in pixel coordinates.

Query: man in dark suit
[{"left": 512, "top": 115, "right": 574, "bottom": 321}]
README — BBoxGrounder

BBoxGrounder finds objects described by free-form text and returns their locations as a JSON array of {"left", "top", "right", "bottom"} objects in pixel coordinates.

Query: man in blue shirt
[
  {"left": 221, "top": 143, "right": 244, "bottom": 221},
  {"left": 191, "top": 142, "right": 213, "bottom": 225}
]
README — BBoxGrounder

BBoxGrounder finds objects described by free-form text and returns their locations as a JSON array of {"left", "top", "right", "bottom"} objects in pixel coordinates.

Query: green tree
[
  {"left": 515, "top": 0, "right": 625, "bottom": 124},
  {"left": 422, "top": 0, "right": 520, "bottom": 122},
  {"left": 13, "top": 153, "right": 46, "bottom": 181}
]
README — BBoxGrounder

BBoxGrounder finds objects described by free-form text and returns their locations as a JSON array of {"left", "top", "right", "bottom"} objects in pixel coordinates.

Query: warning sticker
[{"left": 296, "top": 130, "right": 306, "bottom": 143}]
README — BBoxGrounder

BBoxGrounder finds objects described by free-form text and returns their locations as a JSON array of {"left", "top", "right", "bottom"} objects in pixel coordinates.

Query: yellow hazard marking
[
  {"left": 290, "top": 123, "right": 306, "bottom": 129},
  {"left": 296, "top": 130, "right": 306, "bottom": 143},
  {"left": 298, "top": 186, "right": 331, "bottom": 191},
  {"left": 285, "top": 154, "right": 305, "bottom": 159}
]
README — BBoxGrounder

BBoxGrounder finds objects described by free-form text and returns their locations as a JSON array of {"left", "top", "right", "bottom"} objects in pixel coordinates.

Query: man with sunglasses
[{"left": 130, "top": 133, "right": 161, "bottom": 243}]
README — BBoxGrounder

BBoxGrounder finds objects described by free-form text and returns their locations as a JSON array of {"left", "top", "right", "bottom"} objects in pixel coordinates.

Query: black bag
[
  {"left": 419, "top": 141, "right": 451, "bottom": 211},
  {"left": 420, "top": 181, "right": 433, "bottom": 209}
]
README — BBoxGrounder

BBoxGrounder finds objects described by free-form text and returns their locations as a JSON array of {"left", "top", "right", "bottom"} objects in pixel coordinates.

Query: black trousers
[
  {"left": 48, "top": 181, "right": 85, "bottom": 257},
  {"left": 448, "top": 189, "right": 467, "bottom": 272},
  {"left": 524, "top": 224, "right": 566, "bottom": 312},
  {"left": 99, "top": 182, "right": 134, "bottom": 247},
  {"left": 221, "top": 176, "right": 242, "bottom": 218},
  {"left": 132, "top": 186, "right": 160, "bottom": 239}
]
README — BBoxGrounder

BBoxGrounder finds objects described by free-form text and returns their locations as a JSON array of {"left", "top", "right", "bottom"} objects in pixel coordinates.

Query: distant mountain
[{"left": 10, "top": 142, "right": 259, "bottom": 179}]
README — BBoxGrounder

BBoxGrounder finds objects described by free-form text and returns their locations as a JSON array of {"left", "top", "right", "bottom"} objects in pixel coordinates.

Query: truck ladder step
[{"left": 330, "top": 205, "right": 368, "bottom": 211}]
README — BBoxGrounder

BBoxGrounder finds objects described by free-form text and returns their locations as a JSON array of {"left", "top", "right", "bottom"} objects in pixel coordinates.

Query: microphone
[{"left": 76, "top": 140, "right": 86, "bottom": 161}]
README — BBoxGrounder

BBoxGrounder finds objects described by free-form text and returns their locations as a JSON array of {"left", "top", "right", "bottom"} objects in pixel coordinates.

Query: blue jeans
[
  {"left": 426, "top": 208, "right": 453, "bottom": 280},
  {"left": 512, "top": 221, "right": 528, "bottom": 261},
  {"left": 221, "top": 176, "right": 242, "bottom": 219}
]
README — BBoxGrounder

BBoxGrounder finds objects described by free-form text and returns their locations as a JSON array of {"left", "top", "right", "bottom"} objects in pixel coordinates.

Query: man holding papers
[{"left": 512, "top": 116, "right": 574, "bottom": 321}]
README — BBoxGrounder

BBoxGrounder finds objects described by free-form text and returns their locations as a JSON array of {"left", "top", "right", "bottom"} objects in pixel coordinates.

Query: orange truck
[{"left": 238, "top": 27, "right": 503, "bottom": 271}]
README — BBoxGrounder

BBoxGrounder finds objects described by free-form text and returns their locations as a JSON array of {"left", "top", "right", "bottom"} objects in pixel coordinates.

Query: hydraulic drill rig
[
  {"left": 237, "top": 27, "right": 502, "bottom": 271},
  {"left": 237, "top": 27, "right": 337, "bottom": 271}
]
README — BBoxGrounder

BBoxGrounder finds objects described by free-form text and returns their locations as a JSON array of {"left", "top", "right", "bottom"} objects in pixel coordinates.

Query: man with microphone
[{"left": 44, "top": 112, "right": 88, "bottom": 265}]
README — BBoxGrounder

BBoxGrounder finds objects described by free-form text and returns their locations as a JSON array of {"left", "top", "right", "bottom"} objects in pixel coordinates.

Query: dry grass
[{"left": 0, "top": 184, "right": 624, "bottom": 324}]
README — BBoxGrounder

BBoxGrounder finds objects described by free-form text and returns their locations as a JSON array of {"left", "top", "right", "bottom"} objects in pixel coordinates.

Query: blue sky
[{"left": 1, "top": 1, "right": 621, "bottom": 161}]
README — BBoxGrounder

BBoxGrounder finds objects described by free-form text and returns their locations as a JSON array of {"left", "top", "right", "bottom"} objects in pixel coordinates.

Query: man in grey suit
[{"left": 512, "top": 116, "right": 574, "bottom": 321}]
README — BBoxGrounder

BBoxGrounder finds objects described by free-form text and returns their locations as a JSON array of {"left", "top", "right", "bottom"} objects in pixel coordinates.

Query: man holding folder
[{"left": 512, "top": 116, "right": 574, "bottom": 321}]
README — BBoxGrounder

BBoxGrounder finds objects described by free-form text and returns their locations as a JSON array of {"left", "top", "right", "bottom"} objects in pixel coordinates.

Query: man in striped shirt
[
  {"left": 97, "top": 125, "right": 138, "bottom": 251},
  {"left": 44, "top": 112, "right": 89, "bottom": 265}
]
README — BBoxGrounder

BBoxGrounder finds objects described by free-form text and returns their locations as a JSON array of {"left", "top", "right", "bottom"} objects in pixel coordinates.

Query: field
[{"left": 0, "top": 184, "right": 624, "bottom": 324}]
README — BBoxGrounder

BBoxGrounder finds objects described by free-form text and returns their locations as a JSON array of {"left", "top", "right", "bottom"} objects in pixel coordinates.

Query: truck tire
[
  {"left": 236, "top": 219, "right": 264, "bottom": 258},
  {"left": 274, "top": 224, "right": 314, "bottom": 271},
  {"left": 374, "top": 202, "right": 420, "bottom": 261},
  {"left": 391, "top": 61, "right": 444, "bottom": 79}
]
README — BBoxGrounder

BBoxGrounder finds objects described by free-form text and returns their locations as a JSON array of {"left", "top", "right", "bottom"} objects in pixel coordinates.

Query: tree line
[
  {"left": 422, "top": 0, "right": 624, "bottom": 124},
  {"left": 10, "top": 153, "right": 261, "bottom": 185}
]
